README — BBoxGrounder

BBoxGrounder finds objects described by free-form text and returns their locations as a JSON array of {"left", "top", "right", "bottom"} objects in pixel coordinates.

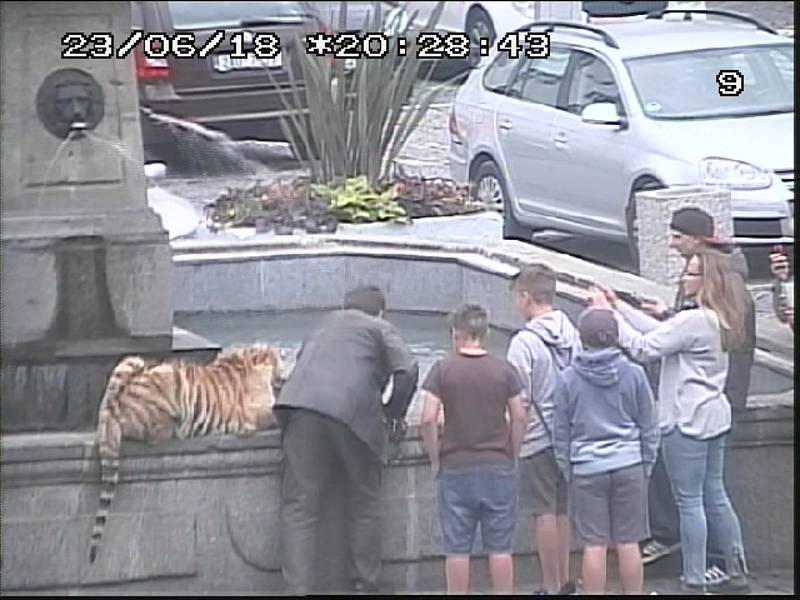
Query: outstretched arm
[{"left": 615, "top": 309, "right": 694, "bottom": 363}]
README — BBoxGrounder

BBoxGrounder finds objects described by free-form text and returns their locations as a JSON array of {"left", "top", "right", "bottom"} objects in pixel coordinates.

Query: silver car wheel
[{"left": 477, "top": 175, "right": 505, "bottom": 212}]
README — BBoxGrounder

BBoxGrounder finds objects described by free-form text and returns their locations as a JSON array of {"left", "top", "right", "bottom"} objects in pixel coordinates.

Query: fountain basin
[{"left": 1, "top": 235, "right": 793, "bottom": 593}]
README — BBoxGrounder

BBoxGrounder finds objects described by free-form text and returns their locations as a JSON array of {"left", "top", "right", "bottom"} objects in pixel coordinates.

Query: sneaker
[
  {"left": 704, "top": 565, "right": 730, "bottom": 586},
  {"left": 530, "top": 586, "right": 550, "bottom": 595},
  {"left": 707, "top": 550, "right": 750, "bottom": 595},
  {"left": 707, "top": 578, "right": 751, "bottom": 595},
  {"left": 530, "top": 582, "right": 579, "bottom": 595},
  {"left": 642, "top": 539, "right": 681, "bottom": 565},
  {"left": 558, "top": 581, "right": 578, "bottom": 595},
  {"left": 680, "top": 581, "right": 711, "bottom": 595}
]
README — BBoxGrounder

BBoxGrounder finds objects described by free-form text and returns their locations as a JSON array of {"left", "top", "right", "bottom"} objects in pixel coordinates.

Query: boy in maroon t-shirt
[{"left": 420, "top": 303, "right": 527, "bottom": 594}]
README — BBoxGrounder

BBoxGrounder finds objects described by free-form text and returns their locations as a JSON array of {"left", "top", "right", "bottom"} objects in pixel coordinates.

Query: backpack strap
[{"left": 515, "top": 327, "right": 556, "bottom": 441}]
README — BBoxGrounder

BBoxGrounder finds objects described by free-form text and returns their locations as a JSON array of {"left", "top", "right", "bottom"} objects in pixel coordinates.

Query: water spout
[{"left": 69, "top": 120, "right": 88, "bottom": 139}]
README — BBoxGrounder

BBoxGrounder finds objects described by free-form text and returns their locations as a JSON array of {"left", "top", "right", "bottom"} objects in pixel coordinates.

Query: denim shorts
[{"left": 437, "top": 462, "right": 519, "bottom": 555}]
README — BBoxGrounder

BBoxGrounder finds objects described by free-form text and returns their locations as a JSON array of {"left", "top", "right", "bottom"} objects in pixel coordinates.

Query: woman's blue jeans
[{"left": 662, "top": 430, "right": 747, "bottom": 585}]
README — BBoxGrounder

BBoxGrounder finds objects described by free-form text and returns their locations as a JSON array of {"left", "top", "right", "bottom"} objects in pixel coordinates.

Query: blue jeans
[{"left": 662, "top": 430, "right": 747, "bottom": 585}]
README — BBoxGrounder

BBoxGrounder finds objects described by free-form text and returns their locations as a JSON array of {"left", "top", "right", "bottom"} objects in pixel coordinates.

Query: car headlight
[
  {"left": 699, "top": 158, "right": 772, "bottom": 190},
  {"left": 512, "top": 2, "right": 538, "bottom": 20}
]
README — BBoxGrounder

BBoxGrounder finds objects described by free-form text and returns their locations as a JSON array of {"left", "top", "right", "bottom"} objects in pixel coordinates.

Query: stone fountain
[
  {"left": 0, "top": 1, "right": 218, "bottom": 432},
  {"left": 0, "top": 1, "right": 793, "bottom": 594}
]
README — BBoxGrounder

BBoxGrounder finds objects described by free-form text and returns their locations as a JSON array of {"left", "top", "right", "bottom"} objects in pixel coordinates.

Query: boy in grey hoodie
[
  {"left": 553, "top": 308, "right": 659, "bottom": 595},
  {"left": 507, "top": 264, "right": 582, "bottom": 595}
]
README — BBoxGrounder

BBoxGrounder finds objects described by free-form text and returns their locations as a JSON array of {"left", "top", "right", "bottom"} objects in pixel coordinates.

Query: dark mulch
[{"left": 203, "top": 176, "right": 484, "bottom": 234}]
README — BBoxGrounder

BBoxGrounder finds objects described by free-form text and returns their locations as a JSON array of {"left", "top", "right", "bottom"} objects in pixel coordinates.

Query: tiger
[{"left": 87, "top": 344, "right": 285, "bottom": 564}]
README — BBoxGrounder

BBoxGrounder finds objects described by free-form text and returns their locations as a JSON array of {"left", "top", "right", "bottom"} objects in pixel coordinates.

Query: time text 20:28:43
[{"left": 305, "top": 31, "right": 550, "bottom": 60}]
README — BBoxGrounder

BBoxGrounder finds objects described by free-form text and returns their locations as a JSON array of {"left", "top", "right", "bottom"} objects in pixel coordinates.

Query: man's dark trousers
[{"left": 281, "top": 409, "right": 382, "bottom": 595}]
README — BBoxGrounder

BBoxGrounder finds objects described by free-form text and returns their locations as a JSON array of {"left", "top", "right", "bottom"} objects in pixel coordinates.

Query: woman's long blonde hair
[{"left": 692, "top": 248, "right": 747, "bottom": 351}]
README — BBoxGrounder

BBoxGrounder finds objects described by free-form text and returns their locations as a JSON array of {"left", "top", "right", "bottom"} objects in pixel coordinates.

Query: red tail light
[
  {"left": 449, "top": 107, "right": 464, "bottom": 144},
  {"left": 135, "top": 48, "right": 170, "bottom": 80}
]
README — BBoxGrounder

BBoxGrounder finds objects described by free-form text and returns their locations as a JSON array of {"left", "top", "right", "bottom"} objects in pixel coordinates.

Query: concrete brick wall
[
  {"left": 1, "top": 403, "right": 793, "bottom": 593},
  {"left": 635, "top": 186, "right": 735, "bottom": 288}
]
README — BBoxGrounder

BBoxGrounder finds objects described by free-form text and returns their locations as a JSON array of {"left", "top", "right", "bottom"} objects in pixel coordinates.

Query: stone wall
[
  {"left": 1, "top": 402, "right": 793, "bottom": 593},
  {"left": 636, "top": 185, "right": 735, "bottom": 287},
  {"left": 170, "top": 237, "right": 795, "bottom": 398}
]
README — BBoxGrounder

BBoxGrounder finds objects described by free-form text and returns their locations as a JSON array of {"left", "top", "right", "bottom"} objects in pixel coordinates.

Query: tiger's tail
[{"left": 88, "top": 356, "right": 146, "bottom": 564}]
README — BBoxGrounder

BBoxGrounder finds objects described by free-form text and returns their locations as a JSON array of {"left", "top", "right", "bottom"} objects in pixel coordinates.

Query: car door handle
[
  {"left": 498, "top": 119, "right": 513, "bottom": 132},
  {"left": 553, "top": 132, "right": 568, "bottom": 147}
]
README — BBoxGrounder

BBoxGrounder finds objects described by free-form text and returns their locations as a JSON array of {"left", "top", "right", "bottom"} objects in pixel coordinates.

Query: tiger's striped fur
[{"left": 88, "top": 344, "right": 284, "bottom": 564}]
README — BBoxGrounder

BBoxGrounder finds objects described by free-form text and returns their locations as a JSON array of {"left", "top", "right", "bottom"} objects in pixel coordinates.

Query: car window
[
  {"left": 768, "top": 46, "right": 794, "bottom": 90},
  {"left": 167, "top": 1, "right": 307, "bottom": 30},
  {"left": 483, "top": 52, "right": 522, "bottom": 95},
  {"left": 625, "top": 44, "right": 794, "bottom": 120},
  {"left": 508, "top": 48, "right": 571, "bottom": 108},
  {"left": 565, "top": 51, "right": 625, "bottom": 117}
]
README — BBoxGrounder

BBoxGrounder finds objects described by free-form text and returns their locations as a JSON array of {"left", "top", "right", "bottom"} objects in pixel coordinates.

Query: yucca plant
[{"left": 267, "top": 1, "right": 457, "bottom": 188}]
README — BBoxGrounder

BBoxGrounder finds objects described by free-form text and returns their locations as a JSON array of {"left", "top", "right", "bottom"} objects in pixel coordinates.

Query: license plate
[{"left": 213, "top": 53, "right": 282, "bottom": 73}]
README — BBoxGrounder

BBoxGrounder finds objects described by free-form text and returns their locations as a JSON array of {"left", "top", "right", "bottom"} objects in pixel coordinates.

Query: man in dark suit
[{"left": 275, "top": 285, "right": 419, "bottom": 595}]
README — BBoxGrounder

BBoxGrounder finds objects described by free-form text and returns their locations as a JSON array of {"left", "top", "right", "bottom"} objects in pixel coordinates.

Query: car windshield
[
  {"left": 625, "top": 44, "right": 794, "bottom": 120},
  {"left": 168, "top": 1, "right": 308, "bottom": 29}
]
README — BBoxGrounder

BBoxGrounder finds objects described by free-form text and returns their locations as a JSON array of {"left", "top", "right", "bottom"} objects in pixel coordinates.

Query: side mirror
[{"left": 581, "top": 102, "right": 626, "bottom": 128}]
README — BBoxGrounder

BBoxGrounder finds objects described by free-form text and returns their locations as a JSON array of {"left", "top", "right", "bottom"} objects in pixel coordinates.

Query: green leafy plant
[
  {"left": 312, "top": 176, "right": 408, "bottom": 224},
  {"left": 267, "top": 1, "right": 457, "bottom": 188}
]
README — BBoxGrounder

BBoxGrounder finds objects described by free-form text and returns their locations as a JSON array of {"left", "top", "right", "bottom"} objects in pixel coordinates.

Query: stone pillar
[
  {"left": 0, "top": 1, "right": 174, "bottom": 358},
  {"left": 635, "top": 185, "right": 734, "bottom": 288}
]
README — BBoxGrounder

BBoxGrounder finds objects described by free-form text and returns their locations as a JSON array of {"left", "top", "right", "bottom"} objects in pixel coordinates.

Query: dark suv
[{"left": 132, "top": 1, "right": 320, "bottom": 162}]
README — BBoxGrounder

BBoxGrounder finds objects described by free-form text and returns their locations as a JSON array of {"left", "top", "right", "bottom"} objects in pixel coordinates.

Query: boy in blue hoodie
[{"left": 553, "top": 307, "right": 659, "bottom": 595}]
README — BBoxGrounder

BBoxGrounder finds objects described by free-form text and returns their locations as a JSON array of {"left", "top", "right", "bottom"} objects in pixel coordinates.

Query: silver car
[{"left": 449, "top": 11, "right": 794, "bottom": 265}]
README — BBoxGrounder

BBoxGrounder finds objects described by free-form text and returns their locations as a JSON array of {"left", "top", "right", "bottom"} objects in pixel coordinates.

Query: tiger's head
[{"left": 228, "top": 344, "right": 287, "bottom": 398}]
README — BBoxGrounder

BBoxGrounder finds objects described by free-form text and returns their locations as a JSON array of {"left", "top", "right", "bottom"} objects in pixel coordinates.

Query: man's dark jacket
[
  {"left": 275, "top": 309, "right": 419, "bottom": 459},
  {"left": 674, "top": 247, "right": 756, "bottom": 412}
]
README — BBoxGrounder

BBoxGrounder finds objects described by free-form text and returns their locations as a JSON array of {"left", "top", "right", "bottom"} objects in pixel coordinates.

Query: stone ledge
[{"left": 2, "top": 401, "right": 792, "bottom": 487}]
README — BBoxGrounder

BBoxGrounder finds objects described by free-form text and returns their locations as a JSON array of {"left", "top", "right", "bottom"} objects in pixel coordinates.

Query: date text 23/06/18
[
  {"left": 304, "top": 31, "right": 550, "bottom": 60},
  {"left": 61, "top": 30, "right": 280, "bottom": 60}
]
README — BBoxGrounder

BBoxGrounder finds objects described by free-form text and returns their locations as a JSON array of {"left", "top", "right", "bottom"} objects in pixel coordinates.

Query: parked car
[
  {"left": 132, "top": 1, "right": 324, "bottom": 163},
  {"left": 448, "top": 8, "right": 794, "bottom": 268}
]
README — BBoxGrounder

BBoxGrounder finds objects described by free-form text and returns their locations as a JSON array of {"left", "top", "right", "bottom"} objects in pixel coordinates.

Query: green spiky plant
[{"left": 267, "top": 1, "right": 457, "bottom": 189}]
